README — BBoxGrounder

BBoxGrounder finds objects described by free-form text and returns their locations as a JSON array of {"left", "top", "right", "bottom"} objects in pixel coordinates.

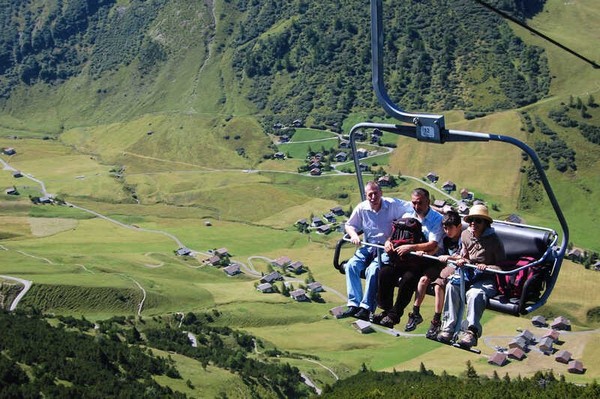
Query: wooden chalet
[
  {"left": 542, "top": 329, "right": 560, "bottom": 343},
  {"left": 307, "top": 282, "right": 323, "bottom": 292},
  {"left": 290, "top": 289, "right": 308, "bottom": 302},
  {"left": 351, "top": 320, "right": 374, "bottom": 334},
  {"left": 203, "top": 255, "right": 221, "bottom": 266},
  {"left": 507, "top": 347, "right": 526, "bottom": 360},
  {"left": 223, "top": 264, "right": 241, "bottom": 276},
  {"left": 517, "top": 329, "right": 536, "bottom": 345},
  {"left": 488, "top": 352, "right": 508, "bottom": 367},
  {"left": 538, "top": 337, "right": 554, "bottom": 355},
  {"left": 550, "top": 316, "right": 571, "bottom": 331},
  {"left": 568, "top": 360, "right": 585, "bottom": 374},
  {"left": 257, "top": 283, "right": 273, "bottom": 293},
  {"left": 329, "top": 306, "right": 346, "bottom": 319},
  {"left": 555, "top": 350, "right": 572, "bottom": 364},
  {"left": 260, "top": 271, "right": 283, "bottom": 284},
  {"left": 531, "top": 315, "right": 547, "bottom": 327},
  {"left": 286, "top": 261, "right": 304, "bottom": 274},
  {"left": 271, "top": 256, "right": 292, "bottom": 268}
]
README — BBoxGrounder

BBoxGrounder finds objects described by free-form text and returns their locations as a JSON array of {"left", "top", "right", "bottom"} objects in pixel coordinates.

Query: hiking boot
[
  {"left": 354, "top": 307, "right": 371, "bottom": 321},
  {"left": 457, "top": 330, "right": 478, "bottom": 348},
  {"left": 339, "top": 306, "right": 359, "bottom": 319},
  {"left": 425, "top": 319, "right": 441, "bottom": 340},
  {"left": 404, "top": 312, "right": 423, "bottom": 332},
  {"left": 437, "top": 330, "right": 453, "bottom": 344}
]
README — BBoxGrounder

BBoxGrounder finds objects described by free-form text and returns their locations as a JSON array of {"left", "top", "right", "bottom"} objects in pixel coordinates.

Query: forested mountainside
[
  {"left": 0, "top": 0, "right": 549, "bottom": 131},
  {"left": 2, "top": 310, "right": 599, "bottom": 399}
]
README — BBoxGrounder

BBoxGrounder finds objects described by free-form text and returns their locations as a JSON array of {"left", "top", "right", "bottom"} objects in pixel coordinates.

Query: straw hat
[{"left": 464, "top": 204, "right": 493, "bottom": 224}]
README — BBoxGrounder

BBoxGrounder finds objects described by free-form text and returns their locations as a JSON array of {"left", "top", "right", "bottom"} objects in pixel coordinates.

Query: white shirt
[{"left": 346, "top": 197, "right": 412, "bottom": 245}]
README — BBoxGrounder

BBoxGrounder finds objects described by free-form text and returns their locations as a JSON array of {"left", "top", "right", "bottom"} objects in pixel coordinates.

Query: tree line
[
  {"left": 0, "top": 309, "right": 310, "bottom": 398},
  {"left": 320, "top": 366, "right": 600, "bottom": 398}
]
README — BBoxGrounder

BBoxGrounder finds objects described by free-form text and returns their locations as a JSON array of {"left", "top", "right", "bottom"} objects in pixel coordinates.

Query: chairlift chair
[{"left": 332, "top": 0, "right": 569, "bottom": 316}]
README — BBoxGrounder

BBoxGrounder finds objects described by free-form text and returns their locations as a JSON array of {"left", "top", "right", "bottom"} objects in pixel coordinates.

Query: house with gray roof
[
  {"left": 568, "top": 360, "right": 585, "bottom": 374},
  {"left": 223, "top": 264, "right": 240, "bottom": 276},
  {"left": 307, "top": 282, "right": 323, "bottom": 292},
  {"left": 260, "top": 271, "right": 283, "bottom": 284},
  {"left": 488, "top": 352, "right": 508, "bottom": 367},
  {"left": 271, "top": 256, "right": 292, "bottom": 268},
  {"left": 518, "top": 329, "right": 536, "bottom": 345},
  {"left": 290, "top": 289, "right": 308, "bottom": 302},
  {"left": 551, "top": 316, "right": 571, "bottom": 331},
  {"left": 508, "top": 347, "right": 526, "bottom": 360},
  {"left": 352, "top": 320, "right": 374, "bottom": 334},
  {"left": 287, "top": 261, "right": 304, "bottom": 274},
  {"left": 257, "top": 283, "right": 273, "bottom": 293},
  {"left": 555, "top": 350, "right": 572, "bottom": 364},
  {"left": 531, "top": 315, "right": 547, "bottom": 327},
  {"left": 538, "top": 337, "right": 554, "bottom": 355},
  {"left": 508, "top": 337, "right": 528, "bottom": 351}
]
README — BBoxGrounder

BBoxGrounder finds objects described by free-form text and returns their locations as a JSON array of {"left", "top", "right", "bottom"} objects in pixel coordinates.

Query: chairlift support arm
[{"left": 347, "top": 0, "right": 570, "bottom": 313}]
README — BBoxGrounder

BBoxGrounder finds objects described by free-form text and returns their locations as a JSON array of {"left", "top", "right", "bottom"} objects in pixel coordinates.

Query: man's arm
[
  {"left": 345, "top": 223, "right": 362, "bottom": 246},
  {"left": 394, "top": 240, "right": 438, "bottom": 258}
]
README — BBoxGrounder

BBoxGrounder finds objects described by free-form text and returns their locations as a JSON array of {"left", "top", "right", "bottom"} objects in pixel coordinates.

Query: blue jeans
[{"left": 345, "top": 246, "right": 387, "bottom": 311}]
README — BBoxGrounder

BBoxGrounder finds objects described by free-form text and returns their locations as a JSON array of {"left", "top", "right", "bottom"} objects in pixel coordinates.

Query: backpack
[
  {"left": 495, "top": 256, "right": 547, "bottom": 301},
  {"left": 390, "top": 217, "right": 426, "bottom": 248}
]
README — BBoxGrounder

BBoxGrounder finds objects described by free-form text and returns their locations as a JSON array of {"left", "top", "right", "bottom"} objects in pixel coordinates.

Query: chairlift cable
[{"left": 473, "top": 0, "right": 600, "bottom": 69}]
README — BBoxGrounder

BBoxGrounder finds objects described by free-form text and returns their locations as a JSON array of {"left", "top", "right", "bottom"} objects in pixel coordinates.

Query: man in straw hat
[{"left": 436, "top": 204, "right": 506, "bottom": 348}]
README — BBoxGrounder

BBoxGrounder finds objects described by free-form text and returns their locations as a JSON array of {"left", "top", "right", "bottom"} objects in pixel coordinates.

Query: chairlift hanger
[{"left": 338, "top": 0, "right": 570, "bottom": 315}]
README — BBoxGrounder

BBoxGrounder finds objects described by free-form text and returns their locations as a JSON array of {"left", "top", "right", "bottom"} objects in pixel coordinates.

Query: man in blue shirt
[
  {"left": 374, "top": 187, "right": 444, "bottom": 328},
  {"left": 340, "top": 181, "right": 412, "bottom": 320}
]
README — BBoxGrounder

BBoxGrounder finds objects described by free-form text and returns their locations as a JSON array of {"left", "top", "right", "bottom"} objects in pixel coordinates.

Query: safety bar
[{"left": 339, "top": 235, "right": 544, "bottom": 276}]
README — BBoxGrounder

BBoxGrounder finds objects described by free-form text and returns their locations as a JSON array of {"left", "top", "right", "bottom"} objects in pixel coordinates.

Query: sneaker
[
  {"left": 339, "top": 306, "right": 359, "bottom": 319},
  {"left": 457, "top": 330, "right": 478, "bottom": 348},
  {"left": 379, "top": 314, "right": 399, "bottom": 328},
  {"left": 404, "top": 312, "right": 423, "bottom": 332},
  {"left": 437, "top": 330, "right": 453, "bottom": 344},
  {"left": 425, "top": 319, "right": 441, "bottom": 340},
  {"left": 354, "top": 307, "right": 371, "bottom": 321},
  {"left": 371, "top": 312, "right": 387, "bottom": 324}
]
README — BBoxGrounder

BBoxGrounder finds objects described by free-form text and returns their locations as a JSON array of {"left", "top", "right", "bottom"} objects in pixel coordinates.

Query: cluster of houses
[
  {"left": 255, "top": 255, "right": 324, "bottom": 302},
  {"left": 425, "top": 171, "right": 459, "bottom": 194},
  {"left": 256, "top": 269, "right": 324, "bottom": 302},
  {"left": 333, "top": 310, "right": 585, "bottom": 374},
  {"left": 175, "top": 247, "right": 241, "bottom": 276},
  {"left": 296, "top": 206, "right": 346, "bottom": 235},
  {"left": 486, "top": 315, "right": 585, "bottom": 374},
  {"left": 269, "top": 255, "right": 305, "bottom": 274},
  {"left": 303, "top": 147, "right": 372, "bottom": 176},
  {"left": 1, "top": 148, "right": 55, "bottom": 204},
  {"left": 277, "top": 127, "right": 381, "bottom": 174}
]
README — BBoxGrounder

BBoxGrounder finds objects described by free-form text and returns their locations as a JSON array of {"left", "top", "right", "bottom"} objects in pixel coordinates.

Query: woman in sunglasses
[{"left": 436, "top": 204, "right": 506, "bottom": 348}]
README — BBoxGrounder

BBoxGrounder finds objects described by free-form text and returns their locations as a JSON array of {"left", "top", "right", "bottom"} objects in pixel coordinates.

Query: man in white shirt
[{"left": 340, "top": 181, "right": 412, "bottom": 320}]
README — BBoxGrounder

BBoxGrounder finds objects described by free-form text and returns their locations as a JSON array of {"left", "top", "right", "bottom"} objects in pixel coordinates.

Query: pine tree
[
  {"left": 588, "top": 94, "right": 596, "bottom": 107},
  {"left": 464, "top": 360, "right": 478, "bottom": 379}
]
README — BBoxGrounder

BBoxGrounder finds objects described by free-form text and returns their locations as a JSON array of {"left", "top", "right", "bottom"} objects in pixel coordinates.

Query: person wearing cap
[{"left": 436, "top": 204, "right": 506, "bottom": 348}]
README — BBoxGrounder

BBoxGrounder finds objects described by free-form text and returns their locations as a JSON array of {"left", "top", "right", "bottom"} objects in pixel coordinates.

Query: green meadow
[
  {"left": 0, "top": 0, "right": 599, "bottom": 394},
  {"left": 1, "top": 125, "right": 599, "bottom": 388}
]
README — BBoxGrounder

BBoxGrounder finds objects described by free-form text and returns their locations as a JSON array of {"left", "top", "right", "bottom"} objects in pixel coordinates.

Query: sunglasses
[{"left": 469, "top": 218, "right": 485, "bottom": 224}]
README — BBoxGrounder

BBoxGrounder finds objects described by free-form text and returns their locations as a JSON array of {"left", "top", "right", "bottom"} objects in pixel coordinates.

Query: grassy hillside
[{"left": 0, "top": 0, "right": 599, "bottom": 395}]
